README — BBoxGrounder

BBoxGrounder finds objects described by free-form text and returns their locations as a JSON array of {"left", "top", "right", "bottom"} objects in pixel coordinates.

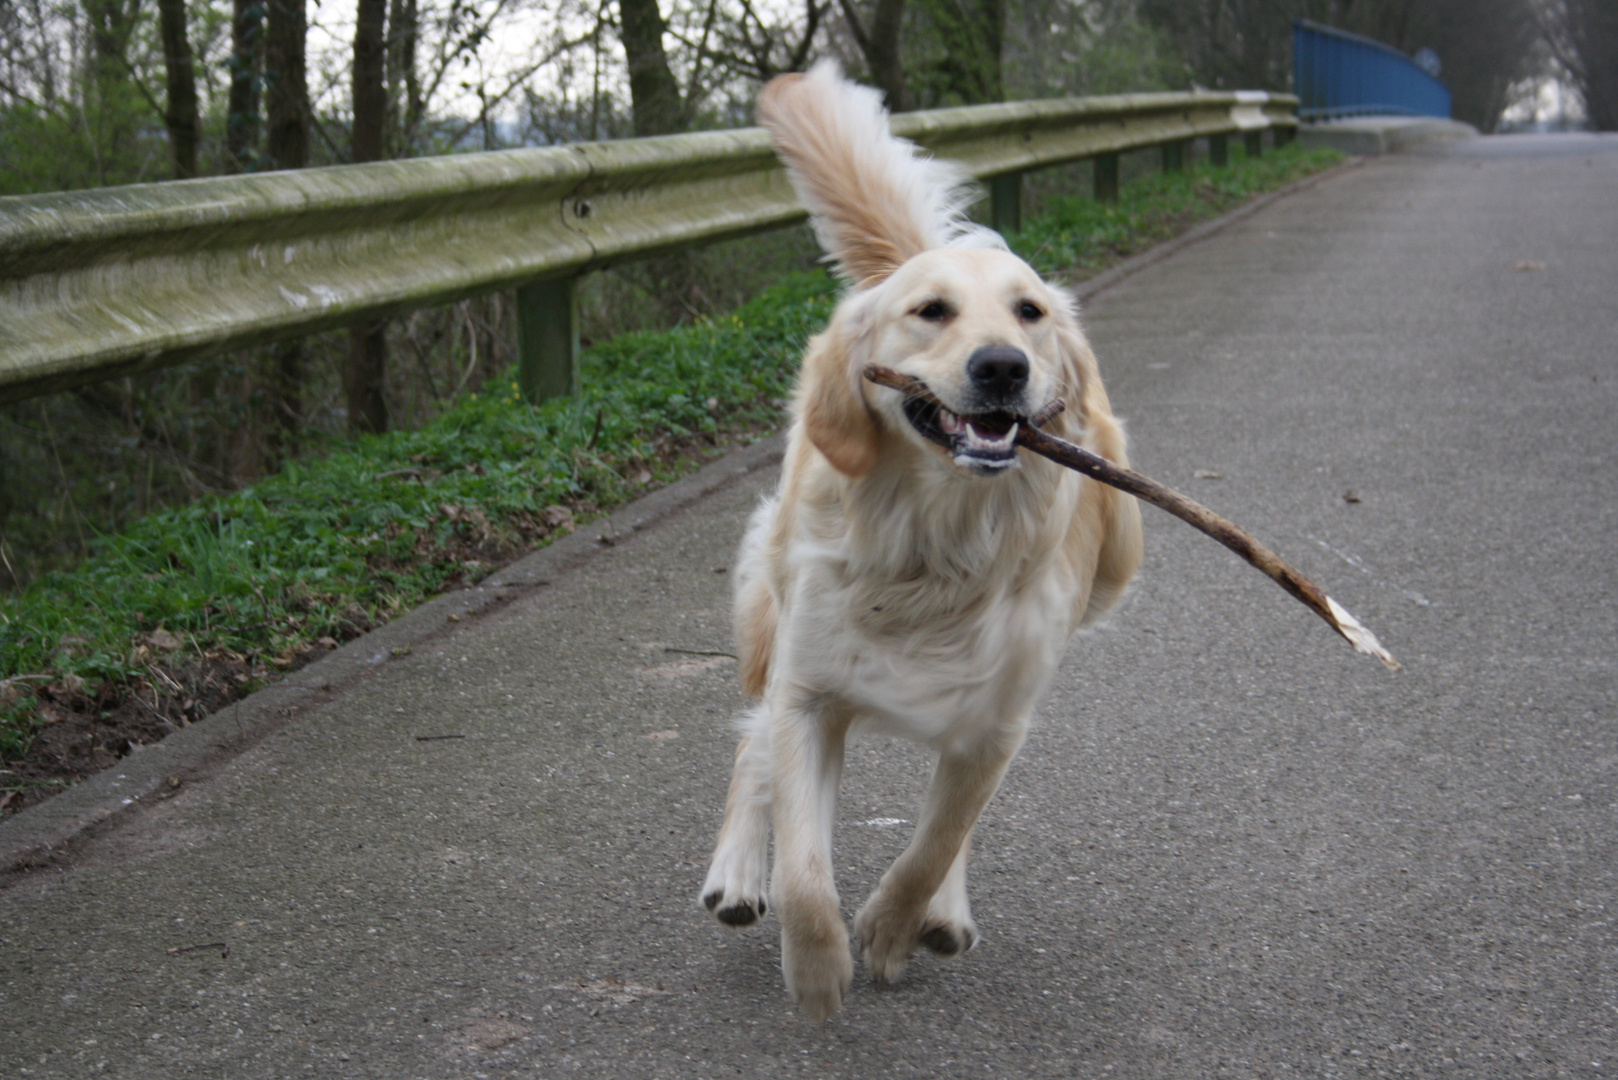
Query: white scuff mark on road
[{"left": 1311, "top": 536, "right": 1433, "bottom": 606}]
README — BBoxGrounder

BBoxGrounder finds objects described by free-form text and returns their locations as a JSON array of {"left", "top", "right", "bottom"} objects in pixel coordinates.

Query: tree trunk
[
  {"left": 225, "top": 0, "right": 264, "bottom": 172},
  {"left": 1566, "top": 0, "right": 1618, "bottom": 130},
  {"left": 617, "top": 0, "right": 684, "bottom": 135},
  {"left": 915, "top": 0, "right": 1004, "bottom": 105},
  {"left": 263, "top": 0, "right": 308, "bottom": 458},
  {"left": 156, "top": 0, "right": 199, "bottom": 179},
  {"left": 837, "top": 0, "right": 909, "bottom": 111},
  {"left": 346, "top": 0, "right": 390, "bottom": 435},
  {"left": 263, "top": 0, "right": 308, "bottom": 171},
  {"left": 386, "top": 0, "right": 421, "bottom": 154},
  {"left": 82, "top": 0, "right": 144, "bottom": 182}
]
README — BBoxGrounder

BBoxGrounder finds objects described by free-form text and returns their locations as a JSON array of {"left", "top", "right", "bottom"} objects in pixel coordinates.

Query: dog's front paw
[
  {"left": 701, "top": 886, "right": 767, "bottom": 927},
  {"left": 918, "top": 916, "right": 978, "bottom": 956},
  {"left": 781, "top": 924, "right": 853, "bottom": 1021},
  {"left": 699, "top": 852, "right": 768, "bottom": 927},
  {"left": 854, "top": 894, "right": 927, "bottom": 984},
  {"left": 918, "top": 880, "right": 979, "bottom": 956}
]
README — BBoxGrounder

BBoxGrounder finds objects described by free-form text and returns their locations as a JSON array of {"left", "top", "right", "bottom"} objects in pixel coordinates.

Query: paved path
[{"left": 3, "top": 134, "right": 1615, "bottom": 1078}]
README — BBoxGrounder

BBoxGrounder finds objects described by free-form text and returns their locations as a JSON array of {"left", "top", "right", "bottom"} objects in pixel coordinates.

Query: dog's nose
[{"left": 967, "top": 346, "right": 1030, "bottom": 398}]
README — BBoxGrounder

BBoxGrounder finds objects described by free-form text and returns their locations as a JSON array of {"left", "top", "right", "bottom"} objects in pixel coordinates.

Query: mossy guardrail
[{"left": 0, "top": 90, "right": 1296, "bottom": 407}]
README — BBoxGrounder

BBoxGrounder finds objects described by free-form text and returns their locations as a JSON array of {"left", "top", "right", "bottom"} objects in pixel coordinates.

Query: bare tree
[
  {"left": 225, "top": 0, "right": 264, "bottom": 172},
  {"left": 618, "top": 0, "right": 687, "bottom": 134},
  {"left": 156, "top": 0, "right": 200, "bottom": 178},
  {"left": 347, "top": 0, "right": 390, "bottom": 434},
  {"left": 386, "top": 0, "right": 423, "bottom": 152},
  {"left": 263, "top": 0, "right": 309, "bottom": 455},
  {"left": 82, "top": 0, "right": 150, "bottom": 183},
  {"left": 671, "top": 0, "right": 826, "bottom": 82},
  {"left": 910, "top": 0, "right": 1007, "bottom": 105},
  {"left": 263, "top": 0, "right": 308, "bottom": 169},
  {"left": 837, "top": 0, "right": 909, "bottom": 108},
  {"left": 1541, "top": 0, "right": 1618, "bottom": 129}
]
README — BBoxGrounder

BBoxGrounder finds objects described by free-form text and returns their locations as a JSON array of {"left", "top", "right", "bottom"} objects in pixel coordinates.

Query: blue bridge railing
[{"left": 1293, "top": 20, "right": 1451, "bottom": 121}]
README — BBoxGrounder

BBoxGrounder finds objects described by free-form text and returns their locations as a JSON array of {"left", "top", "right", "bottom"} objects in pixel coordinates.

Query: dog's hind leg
[
  {"left": 772, "top": 693, "right": 855, "bottom": 1020},
  {"left": 700, "top": 707, "right": 772, "bottom": 927},
  {"left": 855, "top": 723, "right": 1025, "bottom": 983}
]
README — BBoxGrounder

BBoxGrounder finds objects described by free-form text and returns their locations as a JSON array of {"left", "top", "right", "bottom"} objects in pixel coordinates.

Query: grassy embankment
[{"left": 0, "top": 142, "right": 1342, "bottom": 810}]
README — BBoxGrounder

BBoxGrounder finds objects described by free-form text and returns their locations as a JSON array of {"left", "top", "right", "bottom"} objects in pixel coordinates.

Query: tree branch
[{"left": 836, "top": 0, "right": 871, "bottom": 53}]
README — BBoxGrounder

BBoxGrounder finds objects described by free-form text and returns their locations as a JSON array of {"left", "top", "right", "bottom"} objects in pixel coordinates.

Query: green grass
[
  {"left": 1010, "top": 143, "right": 1344, "bottom": 279},
  {"left": 0, "top": 142, "right": 1341, "bottom": 768}
]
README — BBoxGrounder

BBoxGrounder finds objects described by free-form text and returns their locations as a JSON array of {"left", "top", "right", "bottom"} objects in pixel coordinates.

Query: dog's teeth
[{"left": 939, "top": 409, "right": 966, "bottom": 435}]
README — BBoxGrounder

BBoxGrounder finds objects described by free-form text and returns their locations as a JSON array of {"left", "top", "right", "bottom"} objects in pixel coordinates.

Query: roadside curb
[
  {"left": 0, "top": 432, "right": 785, "bottom": 878},
  {"left": 1298, "top": 117, "right": 1477, "bottom": 157}
]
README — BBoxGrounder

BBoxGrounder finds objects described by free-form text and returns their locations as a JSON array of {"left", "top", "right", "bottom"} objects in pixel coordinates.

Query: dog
[{"left": 699, "top": 61, "right": 1143, "bottom": 1020}]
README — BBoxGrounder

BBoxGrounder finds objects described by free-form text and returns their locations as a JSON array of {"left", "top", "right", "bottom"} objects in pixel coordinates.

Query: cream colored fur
[{"left": 700, "top": 61, "right": 1143, "bottom": 1020}]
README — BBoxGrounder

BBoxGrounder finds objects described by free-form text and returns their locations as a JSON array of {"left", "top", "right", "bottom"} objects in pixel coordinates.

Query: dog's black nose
[{"left": 967, "top": 346, "right": 1030, "bottom": 398}]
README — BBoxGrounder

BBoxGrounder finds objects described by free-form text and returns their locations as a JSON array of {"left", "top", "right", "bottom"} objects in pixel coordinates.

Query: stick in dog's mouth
[{"left": 864, "top": 364, "right": 1402, "bottom": 672}]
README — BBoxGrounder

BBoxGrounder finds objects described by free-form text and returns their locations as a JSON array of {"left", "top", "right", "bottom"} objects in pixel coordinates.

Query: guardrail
[
  {"left": 1293, "top": 20, "right": 1451, "bottom": 122},
  {"left": 0, "top": 89, "right": 1296, "bottom": 407}
]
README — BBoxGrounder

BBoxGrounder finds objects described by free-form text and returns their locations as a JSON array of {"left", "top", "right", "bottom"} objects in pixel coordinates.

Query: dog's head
[{"left": 801, "top": 246, "right": 1094, "bottom": 479}]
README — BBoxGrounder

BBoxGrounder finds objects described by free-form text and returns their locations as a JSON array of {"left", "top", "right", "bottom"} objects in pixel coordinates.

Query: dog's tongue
[{"left": 969, "top": 414, "right": 1014, "bottom": 438}]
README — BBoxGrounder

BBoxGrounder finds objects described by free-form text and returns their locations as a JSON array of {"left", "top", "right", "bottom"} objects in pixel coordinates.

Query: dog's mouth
[{"left": 903, "top": 397, "right": 1022, "bottom": 473}]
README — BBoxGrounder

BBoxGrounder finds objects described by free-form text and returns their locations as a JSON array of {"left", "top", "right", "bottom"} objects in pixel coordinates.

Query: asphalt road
[{"left": 3, "top": 133, "right": 1615, "bottom": 1079}]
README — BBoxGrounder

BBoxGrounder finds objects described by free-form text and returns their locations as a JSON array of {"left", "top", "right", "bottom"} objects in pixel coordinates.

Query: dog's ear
[
  {"left": 1055, "top": 307, "right": 1144, "bottom": 625},
  {"left": 1052, "top": 301, "right": 1111, "bottom": 442},
  {"left": 797, "top": 318, "right": 883, "bottom": 478}
]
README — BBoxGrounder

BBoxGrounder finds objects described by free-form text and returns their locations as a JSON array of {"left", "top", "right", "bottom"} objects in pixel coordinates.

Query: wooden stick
[{"left": 863, "top": 364, "right": 1401, "bottom": 672}]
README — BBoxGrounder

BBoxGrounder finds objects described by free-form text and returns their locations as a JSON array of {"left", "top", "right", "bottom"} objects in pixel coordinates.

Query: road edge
[{"left": 0, "top": 433, "right": 785, "bottom": 879}]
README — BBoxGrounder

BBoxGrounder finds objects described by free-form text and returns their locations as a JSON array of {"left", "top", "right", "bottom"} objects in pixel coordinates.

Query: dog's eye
[
  {"left": 914, "top": 300, "right": 950, "bottom": 323},
  {"left": 1018, "top": 301, "right": 1045, "bottom": 322}
]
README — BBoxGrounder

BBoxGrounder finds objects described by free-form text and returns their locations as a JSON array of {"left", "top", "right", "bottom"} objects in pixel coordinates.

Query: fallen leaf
[
  {"left": 1514, "top": 260, "right": 1545, "bottom": 272},
  {"left": 638, "top": 656, "right": 733, "bottom": 679},
  {"left": 460, "top": 1019, "right": 530, "bottom": 1052},
  {"left": 142, "top": 629, "right": 184, "bottom": 653},
  {"left": 1193, "top": 469, "right": 1223, "bottom": 480}
]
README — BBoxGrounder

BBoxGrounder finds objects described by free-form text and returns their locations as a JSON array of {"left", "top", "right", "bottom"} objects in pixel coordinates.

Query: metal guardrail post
[
  {"left": 990, "top": 173, "right": 1023, "bottom": 234},
  {"left": 1094, "top": 153, "right": 1120, "bottom": 202},
  {"left": 515, "top": 276, "right": 578, "bottom": 404},
  {"left": 1160, "top": 140, "right": 1186, "bottom": 172},
  {"left": 1209, "top": 133, "right": 1229, "bottom": 166},
  {"left": 1244, "top": 130, "right": 1264, "bottom": 158}
]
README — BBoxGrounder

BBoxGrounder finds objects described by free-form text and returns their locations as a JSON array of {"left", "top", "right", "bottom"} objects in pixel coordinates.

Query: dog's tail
[{"left": 757, "top": 60, "right": 990, "bottom": 288}]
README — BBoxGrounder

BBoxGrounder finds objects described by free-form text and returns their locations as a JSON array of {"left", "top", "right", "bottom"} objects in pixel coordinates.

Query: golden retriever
[{"left": 699, "top": 61, "right": 1143, "bottom": 1020}]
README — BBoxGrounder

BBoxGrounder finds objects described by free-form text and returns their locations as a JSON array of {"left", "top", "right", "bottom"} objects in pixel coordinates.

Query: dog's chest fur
[{"left": 763, "top": 445, "right": 1084, "bottom": 744}]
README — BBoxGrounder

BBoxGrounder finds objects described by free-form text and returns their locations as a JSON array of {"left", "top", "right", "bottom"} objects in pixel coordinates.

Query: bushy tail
[{"left": 756, "top": 60, "right": 988, "bottom": 289}]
